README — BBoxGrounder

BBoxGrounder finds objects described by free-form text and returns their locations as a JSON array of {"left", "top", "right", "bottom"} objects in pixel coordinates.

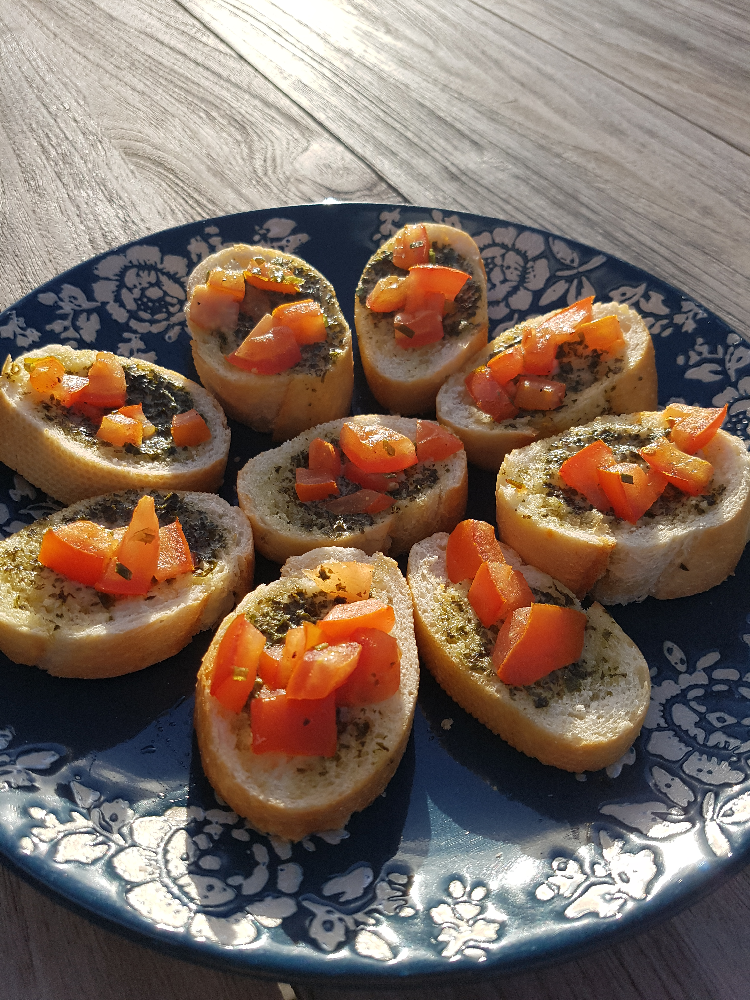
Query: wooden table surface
[{"left": 2, "top": 2, "right": 750, "bottom": 997}]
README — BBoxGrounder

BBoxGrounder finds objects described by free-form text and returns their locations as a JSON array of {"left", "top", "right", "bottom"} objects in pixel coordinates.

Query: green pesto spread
[{"left": 246, "top": 586, "right": 343, "bottom": 645}]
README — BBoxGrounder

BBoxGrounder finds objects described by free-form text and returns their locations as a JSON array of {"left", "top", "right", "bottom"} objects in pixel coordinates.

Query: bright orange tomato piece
[
  {"left": 95, "top": 495, "right": 160, "bottom": 595},
  {"left": 250, "top": 691, "right": 337, "bottom": 756},
  {"left": 407, "top": 265, "right": 469, "bottom": 301},
  {"left": 38, "top": 521, "right": 117, "bottom": 587},
  {"left": 342, "top": 459, "right": 402, "bottom": 493},
  {"left": 190, "top": 283, "right": 241, "bottom": 333},
  {"left": 303, "top": 561, "right": 373, "bottom": 602},
  {"left": 392, "top": 223, "right": 430, "bottom": 269},
  {"left": 118, "top": 404, "right": 156, "bottom": 439},
  {"left": 577, "top": 314, "right": 625, "bottom": 354},
  {"left": 28, "top": 356, "right": 65, "bottom": 395},
  {"left": 487, "top": 346, "right": 524, "bottom": 385},
  {"left": 258, "top": 643, "right": 285, "bottom": 688},
  {"left": 154, "top": 519, "right": 194, "bottom": 582},
  {"left": 229, "top": 321, "right": 302, "bottom": 375},
  {"left": 96, "top": 412, "right": 142, "bottom": 448},
  {"left": 664, "top": 403, "right": 727, "bottom": 454},
  {"left": 539, "top": 297, "right": 594, "bottom": 338},
  {"left": 468, "top": 561, "right": 533, "bottom": 628},
  {"left": 493, "top": 604, "right": 587, "bottom": 685},
  {"left": 171, "top": 409, "right": 211, "bottom": 447},
  {"left": 207, "top": 268, "right": 246, "bottom": 301},
  {"left": 286, "top": 641, "right": 362, "bottom": 700},
  {"left": 366, "top": 275, "right": 409, "bottom": 312},
  {"left": 639, "top": 440, "right": 714, "bottom": 496},
  {"left": 559, "top": 440, "right": 615, "bottom": 513},
  {"left": 415, "top": 420, "right": 463, "bottom": 462},
  {"left": 394, "top": 291, "right": 445, "bottom": 348},
  {"left": 513, "top": 375, "right": 566, "bottom": 411},
  {"left": 597, "top": 462, "right": 668, "bottom": 523},
  {"left": 210, "top": 615, "right": 265, "bottom": 713},
  {"left": 308, "top": 438, "right": 342, "bottom": 476},
  {"left": 272, "top": 299, "right": 327, "bottom": 344},
  {"left": 520, "top": 326, "right": 558, "bottom": 376},
  {"left": 323, "top": 489, "right": 395, "bottom": 514},
  {"left": 445, "top": 519, "right": 505, "bottom": 583},
  {"left": 335, "top": 628, "right": 401, "bottom": 705},
  {"left": 275, "top": 622, "right": 324, "bottom": 689},
  {"left": 295, "top": 468, "right": 340, "bottom": 502},
  {"left": 244, "top": 259, "right": 303, "bottom": 294},
  {"left": 78, "top": 352, "right": 127, "bottom": 409},
  {"left": 339, "top": 422, "right": 417, "bottom": 473},
  {"left": 318, "top": 598, "right": 395, "bottom": 643},
  {"left": 465, "top": 367, "right": 519, "bottom": 421}
]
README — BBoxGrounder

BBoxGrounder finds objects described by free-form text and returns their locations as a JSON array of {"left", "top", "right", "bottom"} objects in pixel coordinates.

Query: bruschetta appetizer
[
  {"left": 436, "top": 298, "right": 658, "bottom": 470},
  {"left": 236, "top": 414, "right": 468, "bottom": 563},
  {"left": 408, "top": 522, "right": 650, "bottom": 772},
  {"left": 495, "top": 405, "right": 750, "bottom": 602},
  {"left": 194, "top": 548, "right": 419, "bottom": 841},
  {"left": 185, "top": 244, "right": 353, "bottom": 440},
  {"left": 354, "top": 223, "right": 488, "bottom": 414},
  {"left": 0, "top": 346, "right": 230, "bottom": 504},
  {"left": 0, "top": 489, "right": 254, "bottom": 678}
]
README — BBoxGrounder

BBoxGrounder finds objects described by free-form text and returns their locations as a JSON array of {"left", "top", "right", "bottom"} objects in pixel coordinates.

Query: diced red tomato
[
  {"left": 540, "top": 297, "right": 594, "bottom": 337},
  {"left": 664, "top": 403, "right": 727, "bottom": 455},
  {"left": 38, "top": 521, "right": 117, "bottom": 587},
  {"left": 365, "top": 275, "right": 409, "bottom": 312},
  {"left": 154, "top": 519, "right": 194, "bottom": 582},
  {"left": 96, "top": 412, "right": 142, "bottom": 448},
  {"left": 308, "top": 438, "right": 342, "bottom": 477},
  {"left": 207, "top": 268, "right": 246, "bottom": 301},
  {"left": 392, "top": 223, "right": 430, "bottom": 269},
  {"left": 335, "top": 628, "right": 401, "bottom": 705},
  {"left": 228, "top": 321, "right": 301, "bottom": 375},
  {"left": 189, "top": 283, "right": 241, "bottom": 333},
  {"left": 171, "top": 409, "right": 211, "bottom": 447},
  {"left": 639, "top": 440, "right": 714, "bottom": 496},
  {"left": 415, "top": 420, "right": 463, "bottom": 462},
  {"left": 493, "top": 604, "right": 587, "bottom": 685},
  {"left": 210, "top": 614, "right": 266, "bottom": 713},
  {"left": 27, "top": 356, "right": 65, "bottom": 395},
  {"left": 407, "top": 265, "right": 469, "bottom": 301},
  {"left": 322, "top": 489, "right": 395, "bottom": 515},
  {"left": 465, "top": 367, "right": 519, "bottom": 421},
  {"left": 295, "top": 468, "right": 340, "bottom": 502},
  {"left": 487, "top": 346, "right": 524, "bottom": 385},
  {"left": 118, "top": 404, "right": 156, "bottom": 439},
  {"left": 318, "top": 598, "right": 395, "bottom": 642},
  {"left": 56, "top": 374, "right": 90, "bottom": 407},
  {"left": 272, "top": 299, "right": 327, "bottom": 344},
  {"left": 305, "top": 561, "right": 373, "bottom": 602},
  {"left": 342, "top": 459, "right": 402, "bottom": 493},
  {"left": 513, "top": 375, "right": 566, "bottom": 411},
  {"left": 77, "top": 353, "right": 127, "bottom": 409},
  {"left": 520, "top": 326, "right": 558, "bottom": 376},
  {"left": 394, "top": 291, "right": 445, "bottom": 348},
  {"left": 339, "top": 422, "right": 417, "bottom": 473},
  {"left": 273, "top": 622, "right": 324, "bottom": 689},
  {"left": 445, "top": 519, "right": 505, "bottom": 583},
  {"left": 250, "top": 691, "right": 337, "bottom": 756},
  {"left": 468, "top": 560, "right": 533, "bottom": 627},
  {"left": 577, "top": 314, "right": 625, "bottom": 354},
  {"left": 598, "top": 462, "right": 668, "bottom": 523},
  {"left": 258, "top": 643, "right": 285, "bottom": 688},
  {"left": 286, "top": 641, "right": 362, "bottom": 700},
  {"left": 559, "top": 440, "right": 615, "bottom": 513},
  {"left": 243, "top": 258, "right": 303, "bottom": 294},
  {"left": 95, "top": 495, "right": 160, "bottom": 595}
]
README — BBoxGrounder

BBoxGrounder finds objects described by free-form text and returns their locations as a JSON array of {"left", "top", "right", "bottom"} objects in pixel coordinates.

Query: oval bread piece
[
  {"left": 0, "top": 490, "right": 254, "bottom": 678},
  {"left": 354, "top": 223, "right": 488, "bottom": 415},
  {"left": 407, "top": 532, "right": 651, "bottom": 772},
  {"left": 236, "top": 414, "right": 468, "bottom": 563},
  {"left": 194, "top": 547, "right": 419, "bottom": 841},
  {"left": 0, "top": 346, "right": 231, "bottom": 504},
  {"left": 495, "top": 411, "right": 750, "bottom": 602},
  {"left": 436, "top": 301, "right": 658, "bottom": 470},
  {"left": 185, "top": 244, "right": 353, "bottom": 440}
]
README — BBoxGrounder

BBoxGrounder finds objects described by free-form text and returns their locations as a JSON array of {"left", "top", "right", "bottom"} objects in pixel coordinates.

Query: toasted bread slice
[
  {"left": 236, "top": 415, "right": 468, "bottom": 563},
  {"left": 354, "top": 223, "right": 488, "bottom": 414},
  {"left": 407, "top": 533, "right": 650, "bottom": 771},
  {"left": 0, "top": 490, "right": 254, "bottom": 678},
  {"left": 436, "top": 301, "right": 658, "bottom": 470},
  {"left": 495, "top": 411, "right": 750, "bottom": 602},
  {"left": 194, "top": 547, "right": 419, "bottom": 841},
  {"left": 0, "top": 346, "right": 231, "bottom": 504},
  {"left": 185, "top": 244, "right": 353, "bottom": 440}
]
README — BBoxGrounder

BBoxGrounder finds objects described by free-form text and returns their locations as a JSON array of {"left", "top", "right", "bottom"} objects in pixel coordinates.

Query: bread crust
[
  {"left": 236, "top": 415, "right": 468, "bottom": 563},
  {"left": 0, "top": 346, "right": 230, "bottom": 504},
  {"left": 194, "top": 547, "right": 419, "bottom": 841},
  {"left": 407, "top": 533, "right": 651, "bottom": 771},
  {"left": 0, "top": 490, "right": 254, "bottom": 678},
  {"left": 354, "top": 224, "right": 488, "bottom": 414},
  {"left": 436, "top": 301, "right": 658, "bottom": 470},
  {"left": 495, "top": 412, "right": 750, "bottom": 602},
  {"left": 185, "top": 245, "right": 353, "bottom": 440}
]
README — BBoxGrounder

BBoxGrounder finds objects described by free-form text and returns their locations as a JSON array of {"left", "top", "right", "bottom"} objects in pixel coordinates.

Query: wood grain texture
[
  {"left": 0, "top": 0, "right": 398, "bottom": 313},
  {"left": 183, "top": 0, "right": 750, "bottom": 335}
]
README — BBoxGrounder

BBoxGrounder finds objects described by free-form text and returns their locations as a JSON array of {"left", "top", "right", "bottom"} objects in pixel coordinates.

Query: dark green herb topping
[{"left": 247, "top": 587, "right": 341, "bottom": 645}]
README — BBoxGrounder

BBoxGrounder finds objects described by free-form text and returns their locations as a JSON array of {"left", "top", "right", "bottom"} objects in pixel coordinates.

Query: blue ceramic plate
[{"left": 2, "top": 204, "right": 750, "bottom": 983}]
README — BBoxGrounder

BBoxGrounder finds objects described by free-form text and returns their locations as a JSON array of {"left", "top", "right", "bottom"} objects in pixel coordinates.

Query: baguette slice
[
  {"left": 436, "top": 301, "right": 658, "bottom": 470},
  {"left": 354, "top": 223, "right": 488, "bottom": 414},
  {"left": 185, "top": 244, "right": 353, "bottom": 440},
  {"left": 0, "top": 346, "right": 231, "bottom": 504},
  {"left": 495, "top": 411, "right": 750, "bottom": 602},
  {"left": 237, "top": 415, "right": 468, "bottom": 563},
  {"left": 0, "top": 490, "right": 254, "bottom": 678},
  {"left": 408, "top": 532, "right": 650, "bottom": 771},
  {"left": 194, "top": 547, "right": 419, "bottom": 841}
]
